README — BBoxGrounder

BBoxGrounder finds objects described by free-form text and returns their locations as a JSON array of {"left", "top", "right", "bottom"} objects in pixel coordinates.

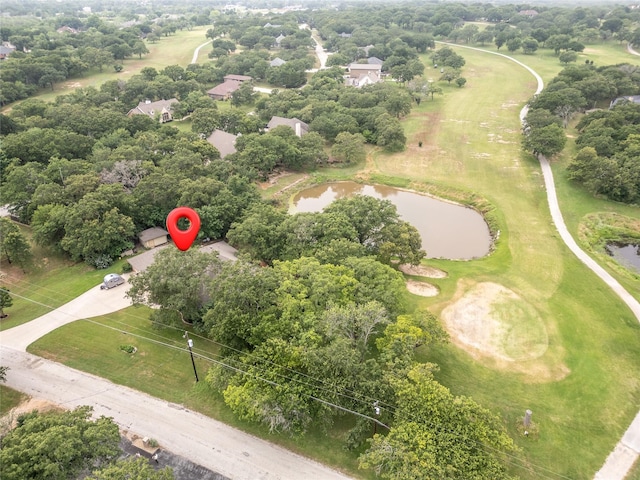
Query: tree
[
  {"left": 88, "top": 457, "right": 174, "bottom": 480},
  {"left": 521, "top": 38, "right": 539, "bottom": 55},
  {"left": 132, "top": 41, "right": 150, "bottom": 59},
  {"left": 231, "top": 81, "right": 256, "bottom": 107},
  {"left": 0, "top": 288, "right": 13, "bottom": 318},
  {"left": 226, "top": 203, "right": 287, "bottom": 264},
  {"left": 359, "top": 364, "right": 518, "bottom": 480},
  {"left": 331, "top": 132, "right": 367, "bottom": 165},
  {"left": 455, "top": 77, "right": 467, "bottom": 88},
  {"left": 523, "top": 123, "right": 567, "bottom": 158},
  {"left": 60, "top": 190, "right": 135, "bottom": 267},
  {"left": 0, "top": 218, "right": 32, "bottom": 270},
  {"left": 506, "top": 37, "right": 522, "bottom": 53},
  {"left": 0, "top": 406, "right": 120, "bottom": 480},
  {"left": 0, "top": 365, "right": 7, "bottom": 381},
  {"left": 559, "top": 51, "right": 578, "bottom": 65},
  {"left": 127, "top": 247, "right": 223, "bottom": 327},
  {"left": 375, "top": 113, "right": 406, "bottom": 152}
]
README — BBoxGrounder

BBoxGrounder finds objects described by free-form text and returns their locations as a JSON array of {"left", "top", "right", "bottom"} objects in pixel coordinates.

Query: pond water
[
  {"left": 606, "top": 242, "right": 640, "bottom": 273},
  {"left": 290, "top": 182, "right": 492, "bottom": 260}
]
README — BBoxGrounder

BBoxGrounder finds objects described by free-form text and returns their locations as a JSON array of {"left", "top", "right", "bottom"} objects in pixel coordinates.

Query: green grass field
[
  {"left": 0, "top": 385, "right": 27, "bottom": 416},
  {"left": 7, "top": 34, "right": 640, "bottom": 480}
]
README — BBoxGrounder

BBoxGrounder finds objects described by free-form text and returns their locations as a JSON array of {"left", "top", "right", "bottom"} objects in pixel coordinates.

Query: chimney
[{"left": 295, "top": 122, "right": 302, "bottom": 137}]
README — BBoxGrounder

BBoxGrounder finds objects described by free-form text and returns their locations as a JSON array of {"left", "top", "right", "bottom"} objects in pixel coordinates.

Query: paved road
[
  {"left": 0, "top": 280, "right": 353, "bottom": 480},
  {"left": 0, "top": 348, "right": 352, "bottom": 480}
]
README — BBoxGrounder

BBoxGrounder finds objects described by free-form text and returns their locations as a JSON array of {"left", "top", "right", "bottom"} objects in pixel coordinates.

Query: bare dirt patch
[
  {"left": 440, "top": 281, "right": 569, "bottom": 382},
  {"left": 405, "top": 279, "right": 439, "bottom": 297},
  {"left": 0, "top": 397, "right": 63, "bottom": 434},
  {"left": 399, "top": 263, "right": 447, "bottom": 278}
]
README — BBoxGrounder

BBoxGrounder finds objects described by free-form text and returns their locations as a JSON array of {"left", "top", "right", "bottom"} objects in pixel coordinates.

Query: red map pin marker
[{"left": 166, "top": 207, "right": 201, "bottom": 251}]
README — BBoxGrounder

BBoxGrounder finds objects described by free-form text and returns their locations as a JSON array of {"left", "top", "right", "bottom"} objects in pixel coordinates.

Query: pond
[
  {"left": 290, "top": 182, "right": 492, "bottom": 260},
  {"left": 606, "top": 242, "right": 640, "bottom": 274}
]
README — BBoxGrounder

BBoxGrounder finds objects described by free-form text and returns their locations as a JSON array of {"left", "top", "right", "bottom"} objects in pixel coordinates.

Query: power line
[{"left": 2, "top": 287, "right": 574, "bottom": 479}]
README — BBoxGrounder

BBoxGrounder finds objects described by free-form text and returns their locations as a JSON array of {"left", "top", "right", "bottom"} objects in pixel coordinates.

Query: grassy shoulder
[
  {"left": 0, "top": 385, "right": 28, "bottom": 416},
  {"left": 27, "top": 307, "right": 372, "bottom": 479}
]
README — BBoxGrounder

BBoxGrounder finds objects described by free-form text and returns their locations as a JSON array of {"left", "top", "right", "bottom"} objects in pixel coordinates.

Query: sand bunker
[
  {"left": 441, "top": 282, "right": 548, "bottom": 363},
  {"left": 399, "top": 264, "right": 447, "bottom": 278},
  {"left": 406, "top": 279, "right": 439, "bottom": 297}
]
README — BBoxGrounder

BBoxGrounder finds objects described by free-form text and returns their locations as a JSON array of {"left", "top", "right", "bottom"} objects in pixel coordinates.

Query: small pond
[
  {"left": 606, "top": 242, "right": 640, "bottom": 274},
  {"left": 290, "top": 182, "right": 492, "bottom": 260}
]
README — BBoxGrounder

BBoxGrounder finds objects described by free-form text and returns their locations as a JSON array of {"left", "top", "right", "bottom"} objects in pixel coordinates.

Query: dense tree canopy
[{"left": 0, "top": 406, "right": 121, "bottom": 480}]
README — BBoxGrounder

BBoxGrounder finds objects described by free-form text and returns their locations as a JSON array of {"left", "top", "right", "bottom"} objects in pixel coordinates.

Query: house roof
[
  {"left": 349, "top": 63, "right": 382, "bottom": 71},
  {"left": 367, "top": 56, "right": 383, "bottom": 65},
  {"left": 345, "top": 72, "right": 380, "bottom": 88},
  {"left": 270, "top": 57, "right": 286, "bottom": 67},
  {"left": 206, "top": 129, "right": 238, "bottom": 159},
  {"left": 129, "top": 99, "right": 178, "bottom": 117},
  {"left": 0, "top": 46, "right": 14, "bottom": 55},
  {"left": 138, "top": 227, "right": 169, "bottom": 243},
  {"left": 610, "top": 96, "right": 640, "bottom": 108},
  {"left": 275, "top": 34, "right": 286, "bottom": 43},
  {"left": 267, "top": 116, "right": 309, "bottom": 135},
  {"left": 207, "top": 80, "right": 241, "bottom": 97},
  {"left": 224, "top": 74, "right": 252, "bottom": 82}
]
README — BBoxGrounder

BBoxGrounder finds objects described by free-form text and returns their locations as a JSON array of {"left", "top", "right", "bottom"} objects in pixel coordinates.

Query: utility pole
[
  {"left": 373, "top": 401, "right": 381, "bottom": 435},
  {"left": 183, "top": 331, "right": 199, "bottom": 382}
]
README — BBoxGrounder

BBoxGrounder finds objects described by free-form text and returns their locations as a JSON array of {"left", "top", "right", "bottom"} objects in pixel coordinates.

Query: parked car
[{"left": 100, "top": 273, "right": 125, "bottom": 290}]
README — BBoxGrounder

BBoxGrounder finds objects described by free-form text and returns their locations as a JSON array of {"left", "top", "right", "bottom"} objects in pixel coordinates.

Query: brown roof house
[
  {"left": 206, "top": 129, "right": 238, "bottom": 159},
  {"left": 128, "top": 99, "right": 178, "bottom": 123},
  {"left": 266, "top": 116, "right": 309, "bottom": 137},
  {"left": 207, "top": 75, "right": 252, "bottom": 101},
  {"left": 138, "top": 227, "right": 169, "bottom": 249}
]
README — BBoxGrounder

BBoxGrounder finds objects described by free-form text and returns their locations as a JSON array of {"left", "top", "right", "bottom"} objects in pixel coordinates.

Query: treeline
[{"left": 522, "top": 63, "right": 640, "bottom": 158}]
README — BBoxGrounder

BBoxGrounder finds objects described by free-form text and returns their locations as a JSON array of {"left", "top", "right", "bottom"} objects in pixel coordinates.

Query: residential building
[
  {"left": 127, "top": 98, "right": 178, "bottom": 123},
  {"left": 266, "top": 116, "right": 309, "bottom": 137},
  {"left": 206, "top": 129, "right": 238, "bottom": 159}
]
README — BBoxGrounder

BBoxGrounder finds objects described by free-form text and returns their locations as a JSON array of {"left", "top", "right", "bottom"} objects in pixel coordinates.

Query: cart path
[{"left": 453, "top": 42, "right": 640, "bottom": 480}]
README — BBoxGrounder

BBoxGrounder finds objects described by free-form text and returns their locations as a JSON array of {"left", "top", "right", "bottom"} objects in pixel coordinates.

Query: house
[
  {"left": 367, "top": 56, "right": 383, "bottom": 65},
  {"left": 267, "top": 116, "right": 309, "bottom": 137},
  {"left": 0, "top": 43, "right": 16, "bottom": 60},
  {"left": 275, "top": 34, "right": 286, "bottom": 47},
  {"left": 224, "top": 74, "right": 252, "bottom": 83},
  {"left": 56, "top": 26, "right": 79, "bottom": 34},
  {"left": 345, "top": 71, "right": 380, "bottom": 88},
  {"left": 206, "top": 129, "right": 238, "bottom": 158},
  {"left": 347, "top": 63, "right": 382, "bottom": 78},
  {"left": 518, "top": 9, "right": 539, "bottom": 17},
  {"left": 263, "top": 23, "right": 281, "bottom": 28},
  {"left": 610, "top": 96, "right": 640, "bottom": 108},
  {"left": 207, "top": 75, "right": 252, "bottom": 101},
  {"left": 127, "top": 98, "right": 178, "bottom": 123},
  {"left": 270, "top": 57, "right": 286, "bottom": 67},
  {"left": 207, "top": 81, "right": 241, "bottom": 100},
  {"left": 138, "top": 227, "right": 169, "bottom": 249},
  {"left": 338, "top": 32, "right": 352, "bottom": 38}
]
